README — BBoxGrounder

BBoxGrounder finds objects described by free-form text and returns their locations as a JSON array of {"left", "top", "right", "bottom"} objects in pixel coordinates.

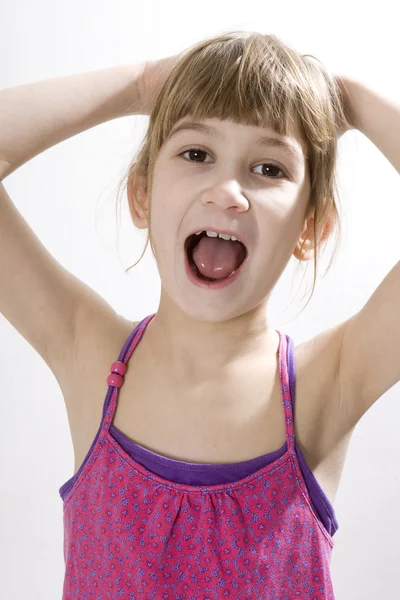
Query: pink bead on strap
[{"left": 106, "top": 360, "right": 127, "bottom": 388}]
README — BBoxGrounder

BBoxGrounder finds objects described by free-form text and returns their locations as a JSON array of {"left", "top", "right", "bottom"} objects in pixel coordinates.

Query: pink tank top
[{"left": 60, "top": 314, "right": 336, "bottom": 598}]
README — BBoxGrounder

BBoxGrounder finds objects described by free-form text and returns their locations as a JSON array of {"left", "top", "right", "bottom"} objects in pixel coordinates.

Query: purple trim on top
[{"left": 287, "top": 334, "right": 339, "bottom": 536}]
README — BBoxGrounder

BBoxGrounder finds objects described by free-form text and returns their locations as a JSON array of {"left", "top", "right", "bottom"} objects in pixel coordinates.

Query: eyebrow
[{"left": 168, "top": 121, "right": 304, "bottom": 165}]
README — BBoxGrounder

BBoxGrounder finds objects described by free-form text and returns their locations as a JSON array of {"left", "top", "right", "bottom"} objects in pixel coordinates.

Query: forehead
[{"left": 167, "top": 117, "right": 307, "bottom": 164}]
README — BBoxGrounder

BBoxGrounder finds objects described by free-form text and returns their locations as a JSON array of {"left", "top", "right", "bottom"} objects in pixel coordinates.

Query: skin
[{"left": 127, "top": 116, "right": 332, "bottom": 383}]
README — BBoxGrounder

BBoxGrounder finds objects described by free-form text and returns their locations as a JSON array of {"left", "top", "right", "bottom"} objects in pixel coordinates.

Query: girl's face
[{"left": 135, "top": 117, "right": 311, "bottom": 322}]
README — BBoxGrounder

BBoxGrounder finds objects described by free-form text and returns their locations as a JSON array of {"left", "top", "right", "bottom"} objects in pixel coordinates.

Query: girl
[{"left": 1, "top": 30, "right": 399, "bottom": 599}]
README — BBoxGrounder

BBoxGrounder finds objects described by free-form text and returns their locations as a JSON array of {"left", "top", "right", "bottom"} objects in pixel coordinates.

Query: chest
[
  {"left": 65, "top": 321, "right": 353, "bottom": 506},
  {"left": 113, "top": 357, "right": 288, "bottom": 465}
]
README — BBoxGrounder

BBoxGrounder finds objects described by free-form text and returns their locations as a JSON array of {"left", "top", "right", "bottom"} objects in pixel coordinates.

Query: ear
[
  {"left": 293, "top": 208, "right": 334, "bottom": 261},
  {"left": 127, "top": 164, "right": 149, "bottom": 230}
]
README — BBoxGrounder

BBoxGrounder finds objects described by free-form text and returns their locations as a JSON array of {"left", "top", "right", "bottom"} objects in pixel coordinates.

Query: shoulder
[
  {"left": 296, "top": 320, "right": 347, "bottom": 419},
  {"left": 60, "top": 290, "right": 139, "bottom": 399},
  {"left": 293, "top": 318, "right": 356, "bottom": 461}
]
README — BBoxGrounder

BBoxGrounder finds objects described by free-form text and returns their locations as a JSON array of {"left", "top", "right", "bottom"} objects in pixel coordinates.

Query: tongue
[{"left": 192, "top": 236, "right": 244, "bottom": 280}]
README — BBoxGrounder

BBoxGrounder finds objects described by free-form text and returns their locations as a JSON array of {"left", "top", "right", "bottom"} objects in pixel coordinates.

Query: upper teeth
[{"left": 195, "top": 230, "right": 238, "bottom": 242}]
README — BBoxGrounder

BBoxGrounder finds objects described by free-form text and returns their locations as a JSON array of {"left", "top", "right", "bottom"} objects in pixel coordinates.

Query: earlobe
[
  {"left": 293, "top": 238, "right": 315, "bottom": 261},
  {"left": 293, "top": 212, "right": 334, "bottom": 261},
  {"left": 127, "top": 169, "right": 149, "bottom": 230},
  {"left": 293, "top": 214, "right": 316, "bottom": 261}
]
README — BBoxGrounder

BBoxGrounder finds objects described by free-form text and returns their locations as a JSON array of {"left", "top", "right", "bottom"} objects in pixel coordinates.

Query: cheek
[
  {"left": 151, "top": 184, "right": 187, "bottom": 232},
  {"left": 149, "top": 199, "right": 181, "bottom": 257}
]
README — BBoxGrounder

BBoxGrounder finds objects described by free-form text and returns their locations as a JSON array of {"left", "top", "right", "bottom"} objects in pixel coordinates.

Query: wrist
[{"left": 120, "top": 62, "right": 147, "bottom": 116}]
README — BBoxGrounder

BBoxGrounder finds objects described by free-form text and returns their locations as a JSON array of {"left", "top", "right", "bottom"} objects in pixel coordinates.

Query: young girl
[{"left": 1, "top": 30, "right": 399, "bottom": 599}]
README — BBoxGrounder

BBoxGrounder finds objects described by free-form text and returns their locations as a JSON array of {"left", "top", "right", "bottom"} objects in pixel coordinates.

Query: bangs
[
  {"left": 148, "top": 31, "right": 342, "bottom": 160},
  {"left": 159, "top": 37, "right": 299, "bottom": 142}
]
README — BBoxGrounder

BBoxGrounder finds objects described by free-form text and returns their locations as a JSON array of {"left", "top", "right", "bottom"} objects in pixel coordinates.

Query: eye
[
  {"left": 252, "top": 163, "right": 286, "bottom": 179},
  {"left": 179, "top": 148, "right": 288, "bottom": 179}
]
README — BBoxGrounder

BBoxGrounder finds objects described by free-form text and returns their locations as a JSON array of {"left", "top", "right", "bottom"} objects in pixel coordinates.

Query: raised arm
[
  {"left": 0, "top": 62, "right": 146, "bottom": 392},
  {"left": 0, "top": 62, "right": 146, "bottom": 180}
]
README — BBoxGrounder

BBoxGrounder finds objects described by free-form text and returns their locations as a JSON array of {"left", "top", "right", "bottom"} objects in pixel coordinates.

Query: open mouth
[{"left": 184, "top": 232, "right": 248, "bottom": 282}]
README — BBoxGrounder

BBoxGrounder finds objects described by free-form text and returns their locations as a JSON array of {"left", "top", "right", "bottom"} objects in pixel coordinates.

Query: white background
[{"left": 1, "top": 0, "right": 400, "bottom": 598}]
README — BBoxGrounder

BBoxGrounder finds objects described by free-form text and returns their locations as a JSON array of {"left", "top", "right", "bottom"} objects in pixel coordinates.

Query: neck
[{"left": 144, "top": 290, "right": 279, "bottom": 383}]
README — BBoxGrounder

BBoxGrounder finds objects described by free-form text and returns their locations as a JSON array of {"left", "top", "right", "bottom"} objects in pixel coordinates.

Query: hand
[{"left": 139, "top": 53, "right": 184, "bottom": 115}]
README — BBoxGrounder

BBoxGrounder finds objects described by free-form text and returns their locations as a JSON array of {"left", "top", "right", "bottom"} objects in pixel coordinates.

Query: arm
[
  {"left": 0, "top": 62, "right": 146, "bottom": 180},
  {"left": 333, "top": 74, "right": 400, "bottom": 425},
  {"left": 338, "top": 74, "right": 400, "bottom": 173},
  {"left": 0, "top": 61, "right": 145, "bottom": 390}
]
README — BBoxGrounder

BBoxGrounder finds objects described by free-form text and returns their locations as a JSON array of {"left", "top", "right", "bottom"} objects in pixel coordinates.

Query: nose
[{"left": 200, "top": 181, "right": 250, "bottom": 212}]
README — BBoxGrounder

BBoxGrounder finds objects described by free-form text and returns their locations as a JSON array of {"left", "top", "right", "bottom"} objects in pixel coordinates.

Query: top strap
[{"left": 277, "top": 330, "right": 296, "bottom": 455}]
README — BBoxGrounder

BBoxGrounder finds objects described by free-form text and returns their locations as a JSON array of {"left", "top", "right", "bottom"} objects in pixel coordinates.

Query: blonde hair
[{"left": 116, "top": 30, "right": 351, "bottom": 314}]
